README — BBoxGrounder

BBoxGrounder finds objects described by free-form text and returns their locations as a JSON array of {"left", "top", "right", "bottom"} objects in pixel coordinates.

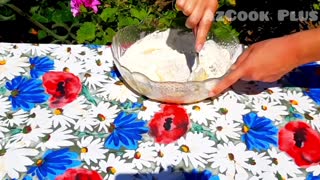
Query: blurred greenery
[{"left": 0, "top": 0, "right": 239, "bottom": 44}]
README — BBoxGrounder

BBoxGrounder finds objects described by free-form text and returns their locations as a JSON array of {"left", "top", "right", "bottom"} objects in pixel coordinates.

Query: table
[{"left": 0, "top": 42, "right": 319, "bottom": 180}]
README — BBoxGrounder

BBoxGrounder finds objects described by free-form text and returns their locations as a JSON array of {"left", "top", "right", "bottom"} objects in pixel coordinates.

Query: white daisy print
[
  {"left": 245, "top": 152, "right": 272, "bottom": 176},
  {"left": 74, "top": 110, "right": 98, "bottom": 132},
  {"left": 36, "top": 127, "right": 76, "bottom": 151},
  {"left": 306, "top": 164, "right": 320, "bottom": 176},
  {"left": 0, "top": 121, "right": 9, "bottom": 139},
  {"left": 0, "top": 43, "right": 11, "bottom": 55},
  {"left": 97, "top": 78, "right": 138, "bottom": 103},
  {"left": 26, "top": 105, "right": 53, "bottom": 128},
  {"left": 21, "top": 43, "right": 57, "bottom": 56},
  {"left": 0, "top": 55, "right": 29, "bottom": 80},
  {"left": 138, "top": 100, "right": 161, "bottom": 121},
  {"left": 0, "top": 143, "right": 39, "bottom": 179},
  {"left": 3, "top": 109, "right": 28, "bottom": 127},
  {"left": 123, "top": 141, "right": 157, "bottom": 170},
  {"left": 86, "top": 46, "right": 114, "bottom": 73},
  {"left": 251, "top": 99, "right": 288, "bottom": 124},
  {"left": 4, "top": 43, "right": 25, "bottom": 57},
  {"left": 261, "top": 87, "right": 286, "bottom": 103},
  {"left": 54, "top": 58, "right": 86, "bottom": 76},
  {"left": 184, "top": 101, "right": 219, "bottom": 126},
  {"left": 83, "top": 71, "right": 109, "bottom": 90},
  {"left": 77, "top": 136, "right": 108, "bottom": 165},
  {"left": 0, "top": 95, "right": 10, "bottom": 118},
  {"left": 303, "top": 112, "right": 320, "bottom": 131},
  {"left": 50, "top": 96, "right": 88, "bottom": 128},
  {"left": 99, "top": 153, "right": 138, "bottom": 180},
  {"left": 283, "top": 90, "right": 315, "bottom": 113},
  {"left": 177, "top": 132, "right": 216, "bottom": 169},
  {"left": 212, "top": 95, "right": 250, "bottom": 122},
  {"left": 153, "top": 143, "right": 181, "bottom": 169},
  {"left": 209, "top": 142, "right": 254, "bottom": 179},
  {"left": 209, "top": 118, "right": 241, "bottom": 143},
  {"left": 89, "top": 101, "right": 120, "bottom": 132},
  {"left": 267, "top": 148, "right": 303, "bottom": 179},
  {"left": 10, "top": 125, "right": 52, "bottom": 147},
  {"left": 51, "top": 44, "right": 96, "bottom": 62}
]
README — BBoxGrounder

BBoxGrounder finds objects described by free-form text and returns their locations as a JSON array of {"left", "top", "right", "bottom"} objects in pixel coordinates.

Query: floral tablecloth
[{"left": 0, "top": 42, "right": 320, "bottom": 180}]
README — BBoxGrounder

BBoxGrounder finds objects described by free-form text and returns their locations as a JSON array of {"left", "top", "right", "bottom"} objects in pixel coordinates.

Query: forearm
[{"left": 290, "top": 27, "right": 320, "bottom": 65}]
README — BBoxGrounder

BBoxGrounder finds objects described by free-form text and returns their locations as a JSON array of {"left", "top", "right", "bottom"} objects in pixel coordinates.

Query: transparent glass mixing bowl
[{"left": 111, "top": 25, "right": 244, "bottom": 104}]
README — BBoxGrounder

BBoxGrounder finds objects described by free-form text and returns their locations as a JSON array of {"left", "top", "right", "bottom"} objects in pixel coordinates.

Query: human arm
[
  {"left": 175, "top": 0, "right": 218, "bottom": 52},
  {"left": 211, "top": 27, "right": 320, "bottom": 96}
]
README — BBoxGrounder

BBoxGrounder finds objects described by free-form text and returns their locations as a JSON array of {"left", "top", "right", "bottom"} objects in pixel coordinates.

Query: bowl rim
[{"left": 111, "top": 25, "right": 244, "bottom": 85}]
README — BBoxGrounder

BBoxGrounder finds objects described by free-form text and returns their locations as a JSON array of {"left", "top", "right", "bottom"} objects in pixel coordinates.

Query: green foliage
[{"left": 1, "top": 0, "right": 239, "bottom": 44}]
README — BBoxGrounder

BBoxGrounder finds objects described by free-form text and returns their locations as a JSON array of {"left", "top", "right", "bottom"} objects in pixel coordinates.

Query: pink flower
[{"left": 71, "top": 0, "right": 101, "bottom": 17}]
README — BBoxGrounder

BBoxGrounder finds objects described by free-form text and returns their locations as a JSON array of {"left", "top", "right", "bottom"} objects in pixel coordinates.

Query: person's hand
[
  {"left": 175, "top": 0, "right": 218, "bottom": 52},
  {"left": 211, "top": 35, "right": 303, "bottom": 96}
]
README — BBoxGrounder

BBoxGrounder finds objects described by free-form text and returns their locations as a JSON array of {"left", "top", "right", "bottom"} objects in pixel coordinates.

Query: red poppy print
[
  {"left": 279, "top": 120, "right": 320, "bottom": 167},
  {"left": 55, "top": 168, "right": 103, "bottom": 180},
  {"left": 149, "top": 104, "right": 190, "bottom": 144},
  {"left": 43, "top": 71, "right": 82, "bottom": 108}
]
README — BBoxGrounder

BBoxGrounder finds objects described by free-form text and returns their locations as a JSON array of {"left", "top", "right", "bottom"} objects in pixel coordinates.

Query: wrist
[{"left": 289, "top": 28, "right": 320, "bottom": 65}]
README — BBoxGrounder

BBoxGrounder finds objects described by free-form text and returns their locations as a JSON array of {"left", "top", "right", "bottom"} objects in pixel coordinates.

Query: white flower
[
  {"left": 74, "top": 110, "right": 98, "bottom": 132},
  {"left": 251, "top": 99, "right": 288, "bottom": 124},
  {"left": 10, "top": 125, "right": 52, "bottom": 147},
  {"left": 123, "top": 141, "right": 157, "bottom": 170},
  {"left": 246, "top": 152, "right": 272, "bottom": 176},
  {"left": 51, "top": 45, "right": 96, "bottom": 62},
  {"left": 0, "top": 43, "right": 12, "bottom": 55},
  {"left": 209, "top": 142, "right": 254, "bottom": 179},
  {"left": 138, "top": 100, "right": 160, "bottom": 121},
  {"left": 89, "top": 101, "right": 120, "bottom": 132},
  {"left": 212, "top": 95, "right": 250, "bottom": 122},
  {"left": 97, "top": 78, "right": 138, "bottom": 103},
  {"left": 36, "top": 127, "right": 76, "bottom": 151},
  {"left": 50, "top": 96, "right": 88, "bottom": 128},
  {"left": 209, "top": 118, "right": 241, "bottom": 142},
  {"left": 283, "top": 90, "right": 315, "bottom": 113},
  {"left": 261, "top": 87, "right": 286, "bottom": 103},
  {"left": 0, "top": 96, "right": 10, "bottom": 118},
  {"left": 83, "top": 71, "right": 109, "bottom": 90},
  {"left": 3, "top": 109, "right": 28, "bottom": 127},
  {"left": 4, "top": 43, "right": 26, "bottom": 57},
  {"left": 177, "top": 132, "right": 216, "bottom": 169},
  {"left": 53, "top": 58, "right": 86, "bottom": 76},
  {"left": 99, "top": 153, "right": 138, "bottom": 180},
  {"left": 21, "top": 43, "right": 57, "bottom": 56},
  {"left": 26, "top": 106, "right": 53, "bottom": 128},
  {"left": 251, "top": 172, "right": 305, "bottom": 180},
  {"left": 0, "top": 55, "right": 29, "bottom": 80},
  {"left": 306, "top": 164, "right": 320, "bottom": 176},
  {"left": 0, "top": 143, "right": 39, "bottom": 179},
  {"left": 304, "top": 112, "right": 320, "bottom": 131},
  {"left": 86, "top": 46, "right": 114, "bottom": 73},
  {"left": 266, "top": 148, "right": 303, "bottom": 179},
  {"left": 153, "top": 143, "right": 181, "bottom": 169},
  {"left": 77, "top": 136, "right": 108, "bottom": 165},
  {"left": 184, "top": 101, "right": 219, "bottom": 126},
  {"left": 0, "top": 121, "right": 9, "bottom": 139}
]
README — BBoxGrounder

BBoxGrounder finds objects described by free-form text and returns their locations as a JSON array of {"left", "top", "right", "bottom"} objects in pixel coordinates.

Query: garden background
[{"left": 0, "top": 0, "right": 319, "bottom": 45}]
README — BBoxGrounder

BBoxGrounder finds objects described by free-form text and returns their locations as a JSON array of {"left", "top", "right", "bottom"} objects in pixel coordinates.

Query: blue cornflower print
[
  {"left": 184, "top": 169, "right": 220, "bottom": 180},
  {"left": 27, "top": 148, "right": 81, "bottom": 180},
  {"left": 5, "top": 76, "right": 49, "bottom": 111},
  {"left": 307, "top": 173, "right": 320, "bottom": 180},
  {"left": 84, "top": 44, "right": 101, "bottom": 49},
  {"left": 241, "top": 112, "right": 278, "bottom": 151},
  {"left": 29, "top": 56, "right": 54, "bottom": 78},
  {"left": 110, "top": 68, "right": 122, "bottom": 79},
  {"left": 304, "top": 88, "right": 320, "bottom": 105},
  {"left": 104, "top": 112, "right": 149, "bottom": 150}
]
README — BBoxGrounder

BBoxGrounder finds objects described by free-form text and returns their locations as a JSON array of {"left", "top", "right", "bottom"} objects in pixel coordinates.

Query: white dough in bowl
[{"left": 119, "top": 28, "right": 234, "bottom": 82}]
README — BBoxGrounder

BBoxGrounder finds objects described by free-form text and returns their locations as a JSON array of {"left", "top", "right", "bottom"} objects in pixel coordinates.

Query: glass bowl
[{"left": 111, "top": 25, "right": 244, "bottom": 104}]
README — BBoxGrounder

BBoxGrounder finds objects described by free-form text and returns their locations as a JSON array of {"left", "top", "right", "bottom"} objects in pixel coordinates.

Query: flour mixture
[{"left": 119, "top": 29, "right": 233, "bottom": 82}]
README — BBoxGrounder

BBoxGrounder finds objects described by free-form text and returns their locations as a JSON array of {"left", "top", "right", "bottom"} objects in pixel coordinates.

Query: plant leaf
[
  {"left": 37, "top": 30, "right": 47, "bottom": 40},
  {"left": 130, "top": 8, "right": 148, "bottom": 20},
  {"left": 100, "top": 8, "right": 118, "bottom": 22},
  {"left": 81, "top": 84, "right": 98, "bottom": 106},
  {"left": 77, "top": 22, "right": 96, "bottom": 43},
  {"left": 32, "top": 14, "right": 49, "bottom": 23}
]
